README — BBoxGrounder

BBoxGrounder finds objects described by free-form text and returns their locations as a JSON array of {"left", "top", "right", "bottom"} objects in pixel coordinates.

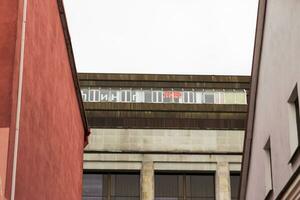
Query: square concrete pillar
[
  {"left": 141, "top": 160, "right": 154, "bottom": 200},
  {"left": 215, "top": 162, "right": 231, "bottom": 200}
]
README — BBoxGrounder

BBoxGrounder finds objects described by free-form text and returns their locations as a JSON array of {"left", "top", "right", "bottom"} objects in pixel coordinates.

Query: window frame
[{"left": 288, "top": 84, "right": 300, "bottom": 163}]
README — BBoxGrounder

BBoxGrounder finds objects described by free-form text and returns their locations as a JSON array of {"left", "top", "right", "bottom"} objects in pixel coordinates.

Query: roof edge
[
  {"left": 56, "top": 0, "right": 90, "bottom": 144},
  {"left": 78, "top": 72, "right": 251, "bottom": 83},
  {"left": 239, "top": 0, "right": 267, "bottom": 199}
]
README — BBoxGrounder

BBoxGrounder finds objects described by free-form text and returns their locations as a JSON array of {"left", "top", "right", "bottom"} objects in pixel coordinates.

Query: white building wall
[{"left": 245, "top": 0, "right": 300, "bottom": 199}]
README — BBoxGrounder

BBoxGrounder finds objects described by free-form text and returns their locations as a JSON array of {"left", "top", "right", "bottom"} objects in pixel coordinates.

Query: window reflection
[{"left": 81, "top": 88, "right": 247, "bottom": 105}]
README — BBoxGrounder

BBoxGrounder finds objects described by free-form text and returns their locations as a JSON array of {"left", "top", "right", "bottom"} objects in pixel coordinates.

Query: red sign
[{"left": 163, "top": 91, "right": 182, "bottom": 98}]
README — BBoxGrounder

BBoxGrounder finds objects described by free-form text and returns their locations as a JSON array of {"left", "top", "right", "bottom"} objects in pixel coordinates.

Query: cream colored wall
[{"left": 85, "top": 129, "right": 244, "bottom": 153}]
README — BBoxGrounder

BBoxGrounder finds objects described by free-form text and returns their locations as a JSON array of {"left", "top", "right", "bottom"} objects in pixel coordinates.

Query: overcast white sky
[{"left": 64, "top": 0, "right": 258, "bottom": 75}]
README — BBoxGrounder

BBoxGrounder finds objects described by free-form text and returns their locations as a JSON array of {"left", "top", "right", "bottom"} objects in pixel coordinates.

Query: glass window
[
  {"left": 152, "top": 90, "right": 163, "bottom": 103},
  {"left": 163, "top": 90, "right": 173, "bottom": 103},
  {"left": 264, "top": 138, "right": 273, "bottom": 197},
  {"left": 186, "top": 174, "right": 215, "bottom": 200},
  {"left": 144, "top": 90, "right": 152, "bottom": 103},
  {"left": 110, "top": 90, "right": 119, "bottom": 102},
  {"left": 83, "top": 174, "right": 104, "bottom": 200},
  {"left": 195, "top": 91, "right": 202, "bottom": 103},
  {"left": 100, "top": 89, "right": 109, "bottom": 102},
  {"left": 89, "top": 89, "right": 100, "bottom": 102},
  {"left": 133, "top": 90, "right": 144, "bottom": 102},
  {"left": 83, "top": 173, "right": 139, "bottom": 200},
  {"left": 235, "top": 91, "right": 247, "bottom": 104},
  {"left": 120, "top": 90, "right": 131, "bottom": 102},
  {"left": 111, "top": 174, "right": 140, "bottom": 200},
  {"left": 81, "top": 88, "right": 89, "bottom": 102},
  {"left": 204, "top": 93, "right": 214, "bottom": 104},
  {"left": 173, "top": 91, "right": 182, "bottom": 103},
  {"left": 155, "top": 175, "right": 180, "bottom": 199},
  {"left": 288, "top": 85, "right": 300, "bottom": 162},
  {"left": 230, "top": 174, "right": 240, "bottom": 200},
  {"left": 155, "top": 174, "right": 215, "bottom": 200},
  {"left": 224, "top": 92, "right": 236, "bottom": 104},
  {"left": 82, "top": 87, "right": 247, "bottom": 105}
]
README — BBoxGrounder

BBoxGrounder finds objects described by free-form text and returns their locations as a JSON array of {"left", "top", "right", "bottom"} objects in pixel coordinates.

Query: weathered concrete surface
[
  {"left": 141, "top": 160, "right": 154, "bottom": 200},
  {"left": 86, "top": 129, "right": 244, "bottom": 153},
  {"left": 215, "top": 162, "right": 231, "bottom": 200},
  {"left": 84, "top": 152, "right": 242, "bottom": 173}
]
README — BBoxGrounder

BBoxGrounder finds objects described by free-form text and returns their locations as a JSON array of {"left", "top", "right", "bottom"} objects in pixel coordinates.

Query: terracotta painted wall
[
  {"left": 0, "top": 0, "right": 21, "bottom": 199},
  {"left": 13, "top": 0, "right": 85, "bottom": 199},
  {"left": 0, "top": 0, "right": 85, "bottom": 199},
  {"left": 0, "top": 0, "right": 19, "bottom": 127}
]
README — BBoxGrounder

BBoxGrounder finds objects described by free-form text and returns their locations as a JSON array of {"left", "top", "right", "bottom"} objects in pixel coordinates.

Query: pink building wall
[
  {"left": 0, "top": 0, "right": 87, "bottom": 199},
  {"left": 244, "top": 0, "right": 300, "bottom": 199}
]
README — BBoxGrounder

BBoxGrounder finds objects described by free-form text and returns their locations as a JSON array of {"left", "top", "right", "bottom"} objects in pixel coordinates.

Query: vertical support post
[
  {"left": 215, "top": 162, "right": 231, "bottom": 200},
  {"left": 141, "top": 160, "right": 154, "bottom": 200}
]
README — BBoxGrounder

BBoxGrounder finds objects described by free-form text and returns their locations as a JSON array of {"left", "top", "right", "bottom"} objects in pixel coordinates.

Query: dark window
[
  {"left": 184, "top": 92, "right": 189, "bottom": 103},
  {"left": 111, "top": 174, "right": 140, "bottom": 200},
  {"left": 155, "top": 174, "right": 215, "bottom": 200},
  {"left": 295, "top": 97, "right": 300, "bottom": 142},
  {"left": 264, "top": 138, "right": 273, "bottom": 197},
  {"left": 204, "top": 94, "right": 214, "bottom": 104},
  {"left": 83, "top": 174, "right": 104, "bottom": 200},
  {"left": 187, "top": 175, "right": 215, "bottom": 199},
  {"left": 230, "top": 174, "right": 240, "bottom": 200},
  {"left": 288, "top": 84, "right": 300, "bottom": 162},
  {"left": 188, "top": 92, "right": 195, "bottom": 103},
  {"left": 158, "top": 92, "right": 163, "bottom": 102},
  {"left": 83, "top": 173, "right": 140, "bottom": 200},
  {"left": 155, "top": 175, "right": 181, "bottom": 199},
  {"left": 145, "top": 90, "right": 152, "bottom": 103},
  {"left": 121, "top": 91, "right": 126, "bottom": 102}
]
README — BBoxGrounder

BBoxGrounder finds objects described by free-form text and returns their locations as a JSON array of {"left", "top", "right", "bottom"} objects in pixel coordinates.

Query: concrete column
[
  {"left": 215, "top": 162, "right": 231, "bottom": 200},
  {"left": 141, "top": 160, "right": 154, "bottom": 200}
]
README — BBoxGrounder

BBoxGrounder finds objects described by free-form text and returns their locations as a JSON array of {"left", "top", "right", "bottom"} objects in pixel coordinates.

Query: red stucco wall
[
  {"left": 0, "top": 0, "right": 21, "bottom": 198},
  {"left": 1, "top": 0, "right": 85, "bottom": 199},
  {"left": 0, "top": 0, "right": 19, "bottom": 127},
  {"left": 14, "top": 0, "right": 85, "bottom": 199}
]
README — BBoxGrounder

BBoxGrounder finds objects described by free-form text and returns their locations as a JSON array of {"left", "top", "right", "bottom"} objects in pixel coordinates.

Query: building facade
[
  {"left": 79, "top": 73, "right": 250, "bottom": 200},
  {"left": 240, "top": 0, "right": 300, "bottom": 199},
  {"left": 0, "top": 0, "right": 88, "bottom": 199}
]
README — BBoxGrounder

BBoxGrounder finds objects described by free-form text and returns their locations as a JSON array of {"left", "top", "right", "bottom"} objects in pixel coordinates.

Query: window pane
[
  {"left": 110, "top": 90, "right": 118, "bottom": 102},
  {"left": 224, "top": 92, "right": 235, "bottom": 104},
  {"left": 235, "top": 91, "right": 246, "bottom": 104},
  {"left": 83, "top": 174, "right": 103, "bottom": 197},
  {"left": 100, "top": 89, "right": 109, "bottom": 102},
  {"left": 155, "top": 175, "right": 179, "bottom": 197},
  {"left": 81, "top": 88, "right": 89, "bottom": 102},
  {"left": 204, "top": 94, "right": 214, "bottom": 104},
  {"left": 187, "top": 175, "right": 215, "bottom": 198},
  {"left": 145, "top": 90, "right": 152, "bottom": 103},
  {"left": 230, "top": 174, "right": 240, "bottom": 200},
  {"left": 189, "top": 92, "right": 195, "bottom": 103},
  {"left": 111, "top": 174, "right": 140, "bottom": 199},
  {"left": 163, "top": 90, "right": 173, "bottom": 103}
]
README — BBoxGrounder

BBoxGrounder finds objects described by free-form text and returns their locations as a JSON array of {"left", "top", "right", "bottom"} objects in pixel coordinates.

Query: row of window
[
  {"left": 83, "top": 173, "right": 240, "bottom": 200},
  {"left": 81, "top": 88, "right": 247, "bottom": 105}
]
